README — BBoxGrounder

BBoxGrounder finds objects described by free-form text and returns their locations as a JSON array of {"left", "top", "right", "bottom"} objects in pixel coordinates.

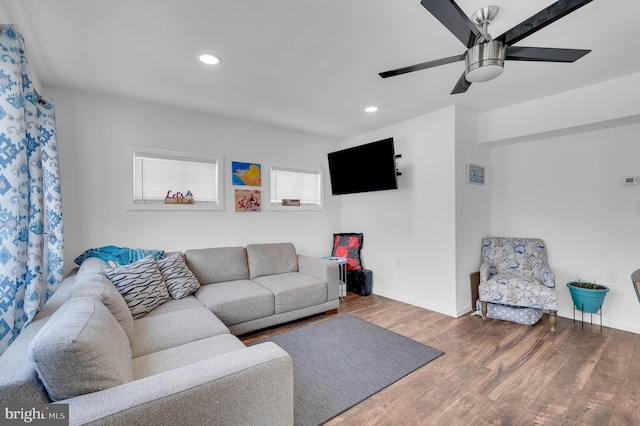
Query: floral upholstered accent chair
[{"left": 479, "top": 237, "right": 558, "bottom": 333}]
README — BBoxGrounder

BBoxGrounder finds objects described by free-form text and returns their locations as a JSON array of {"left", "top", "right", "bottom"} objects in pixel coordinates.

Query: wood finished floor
[{"left": 241, "top": 293, "right": 640, "bottom": 426}]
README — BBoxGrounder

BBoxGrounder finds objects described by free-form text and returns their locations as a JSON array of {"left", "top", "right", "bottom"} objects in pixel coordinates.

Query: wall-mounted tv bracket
[{"left": 395, "top": 154, "right": 402, "bottom": 176}]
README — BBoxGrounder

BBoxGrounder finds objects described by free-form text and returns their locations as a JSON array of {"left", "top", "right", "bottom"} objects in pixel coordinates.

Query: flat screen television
[{"left": 327, "top": 137, "right": 398, "bottom": 195}]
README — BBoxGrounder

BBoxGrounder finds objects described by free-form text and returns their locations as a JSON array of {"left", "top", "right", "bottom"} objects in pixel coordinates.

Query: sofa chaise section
[
  {"left": 0, "top": 241, "right": 339, "bottom": 425},
  {"left": 14, "top": 256, "right": 295, "bottom": 425},
  {"left": 66, "top": 342, "right": 293, "bottom": 426}
]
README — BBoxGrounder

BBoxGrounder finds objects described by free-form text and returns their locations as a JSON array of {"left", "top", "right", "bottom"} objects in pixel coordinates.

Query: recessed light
[
  {"left": 199, "top": 54, "right": 221, "bottom": 65},
  {"left": 365, "top": 106, "right": 378, "bottom": 113}
]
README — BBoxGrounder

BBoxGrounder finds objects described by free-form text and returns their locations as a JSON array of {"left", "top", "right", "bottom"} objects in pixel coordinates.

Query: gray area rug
[{"left": 250, "top": 314, "right": 444, "bottom": 425}]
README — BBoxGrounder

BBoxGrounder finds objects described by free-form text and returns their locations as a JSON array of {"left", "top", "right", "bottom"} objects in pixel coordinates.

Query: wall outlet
[
  {"left": 605, "top": 270, "right": 618, "bottom": 283},
  {"left": 395, "top": 258, "right": 402, "bottom": 268}
]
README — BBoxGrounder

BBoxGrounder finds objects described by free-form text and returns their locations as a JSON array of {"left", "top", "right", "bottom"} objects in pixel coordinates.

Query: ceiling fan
[{"left": 379, "top": 0, "right": 593, "bottom": 94}]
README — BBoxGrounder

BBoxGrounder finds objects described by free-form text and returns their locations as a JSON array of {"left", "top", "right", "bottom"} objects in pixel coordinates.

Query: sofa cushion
[
  {"left": 185, "top": 246, "right": 249, "bottom": 284},
  {"left": 252, "top": 272, "right": 328, "bottom": 314},
  {"left": 73, "top": 275, "right": 135, "bottom": 342},
  {"left": 195, "top": 280, "right": 275, "bottom": 326},
  {"left": 157, "top": 254, "right": 201, "bottom": 299},
  {"left": 105, "top": 256, "right": 171, "bottom": 319},
  {"left": 246, "top": 243, "right": 298, "bottom": 279},
  {"left": 28, "top": 297, "right": 133, "bottom": 401},
  {"left": 132, "top": 334, "right": 246, "bottom": 379},
  {"left": 144, "top": 295, "right": 205, "bottom": 317},
  {"left": 479, "top": 274, "right": 558, "bottom": 310},
  {"left": 131, "top": 307, "right": 230, "bottom": 358}
]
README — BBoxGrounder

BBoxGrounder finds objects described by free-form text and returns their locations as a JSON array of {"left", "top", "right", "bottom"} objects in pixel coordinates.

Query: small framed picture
[
  {"left": 466, "top": 163, "right": 485, "bottom": 185},
  {"left": 235, "top": 189, "right": 261, "bottom": 212},
  {"left": 231, "top": 161, "right": 262, "bottom": 187}
]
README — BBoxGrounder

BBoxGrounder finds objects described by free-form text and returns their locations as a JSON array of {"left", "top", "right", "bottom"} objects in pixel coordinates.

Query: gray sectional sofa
[{"left": 0, "top": 242, "right": 340, "bottom": 425}]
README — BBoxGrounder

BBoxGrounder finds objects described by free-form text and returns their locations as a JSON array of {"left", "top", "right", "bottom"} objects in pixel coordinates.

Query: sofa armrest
[
  {"left": 64, "top": 342, "right": 293, "bottom": 426},
  {"left": 540, "top": 267, "right": 556, "bottom": 288},
  {"left": 298, "top": 255, "right": 340, "bottom": 301},
  {"left": 479, "top": 262, "right": 491, "bottom": 283}
]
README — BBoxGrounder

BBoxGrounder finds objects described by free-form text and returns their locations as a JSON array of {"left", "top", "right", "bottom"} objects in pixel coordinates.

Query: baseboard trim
[
  {"left": 556, "top": 308, "right": 640, "bottom": 334},
  {"left": 372, "top": 290, "right": 459, "bottom": 318}
]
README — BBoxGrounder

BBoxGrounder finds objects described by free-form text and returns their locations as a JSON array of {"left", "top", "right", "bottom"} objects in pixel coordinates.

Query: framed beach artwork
[
  {"left": 466, "top": 163, "right": 485, "bottom": 185},
  {"left": 232, "top": 161, "right": 262, "bottom": 186},
  {"left": 235, "top": 189, "right": 261, "bottom": 212}
]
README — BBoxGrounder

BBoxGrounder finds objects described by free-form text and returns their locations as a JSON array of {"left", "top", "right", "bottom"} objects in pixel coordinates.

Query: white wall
[
  {"left": 340, "top": 107, "right": 460, "bottom": 316},
  {"left": 44, "top": 87, "right": 342, "bottom": 273},
  {"left": 455, "top": 107, "right": 491, "bottom": 315},
  {"left": 490, "top": 122, "right": 640, "bottom": 333},
  {"left": 338, "top": 106, "right": 491, "bottom": 318}
]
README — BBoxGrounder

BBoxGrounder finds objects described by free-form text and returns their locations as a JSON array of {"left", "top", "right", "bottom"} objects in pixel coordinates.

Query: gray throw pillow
[
  {"left": 105, "top": 256, "right": 170, "bottom": 319},
  {"left": 28, "top": 297, "right": 133, "bottom": 401},
  {"left": 157, "top": 254, "right": 201, "bottom": 299}
]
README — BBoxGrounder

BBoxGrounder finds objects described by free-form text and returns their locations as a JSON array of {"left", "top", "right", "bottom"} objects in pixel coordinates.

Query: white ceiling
[{"left": 2, "top": 0, "right": 639, "bottom": 139}]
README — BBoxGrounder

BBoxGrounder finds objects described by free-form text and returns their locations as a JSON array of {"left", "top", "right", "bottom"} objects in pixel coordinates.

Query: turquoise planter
[{"left": 567, "top": 282, "right": 609, "bottom": 313}]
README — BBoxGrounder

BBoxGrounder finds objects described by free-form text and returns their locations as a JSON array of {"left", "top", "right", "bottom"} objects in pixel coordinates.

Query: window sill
[{"left": 125, "top": 202, "right": 224, "bottom": 211}]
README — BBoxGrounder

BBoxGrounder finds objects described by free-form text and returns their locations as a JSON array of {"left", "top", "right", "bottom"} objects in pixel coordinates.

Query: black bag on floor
[
  {"left": 346, "top": 271, "right": 357, "bottom": 292},
  {"left": 353, "top": 269, "right": 373, "bottom": 296}
]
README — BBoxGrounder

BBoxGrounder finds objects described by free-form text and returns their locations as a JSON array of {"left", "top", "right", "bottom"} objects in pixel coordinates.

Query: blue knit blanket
[{"left": 74, "top": 245, "right": 164, "bottom": 266}]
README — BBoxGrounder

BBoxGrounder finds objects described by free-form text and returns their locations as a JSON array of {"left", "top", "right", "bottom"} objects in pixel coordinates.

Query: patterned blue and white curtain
[{"left": 0, "top": 25, "right": 64, "bottom": 355}]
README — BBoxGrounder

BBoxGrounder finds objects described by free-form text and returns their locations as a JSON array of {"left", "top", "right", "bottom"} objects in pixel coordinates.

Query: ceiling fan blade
[
  {"left": 506, "top": 46, "right": 591, "bottom": 62},
  {"left": 496, "top": 0, "right": 593, "bottom": 46},
  {"left": 450, "top": 72, "right": 471, "bottom": 94},
  {"left": 379, "top": 54, "right": 464, "bottom": 78},
  {"left": 420, "top": 0, "right": 481, "bottom": 48}
]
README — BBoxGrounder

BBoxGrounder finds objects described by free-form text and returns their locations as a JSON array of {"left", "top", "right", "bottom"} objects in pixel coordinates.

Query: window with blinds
[
  {"left": 126, "top": 146, "right": 223, "bottom": 210},
  {"left": 269, "top": 166, "right": 323, "bottom": 210}
]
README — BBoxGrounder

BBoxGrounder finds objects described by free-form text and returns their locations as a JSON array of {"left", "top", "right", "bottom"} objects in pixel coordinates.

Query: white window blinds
[
  {"left": 133, "top": 152, "right": 220, "bottom": 205},
  {"left": 270, "top": 166, "right": 322, "bottom": 206}
]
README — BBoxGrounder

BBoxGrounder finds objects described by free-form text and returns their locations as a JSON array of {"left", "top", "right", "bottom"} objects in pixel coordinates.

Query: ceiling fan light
[
  {"left": 466, "top": 63, "right": 504, "bottom": 82},
  {"left": 465, "top": 40, "right": 505, "bottom": 83}
]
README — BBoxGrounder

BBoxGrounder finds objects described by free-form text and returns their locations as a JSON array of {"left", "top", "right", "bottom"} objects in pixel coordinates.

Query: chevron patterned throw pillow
[
  {"left": 106, "top": 256, "right": 170, "bottom": 319},
  {"left": 157, "top": 254, "right": 201, "bottom": 299}
]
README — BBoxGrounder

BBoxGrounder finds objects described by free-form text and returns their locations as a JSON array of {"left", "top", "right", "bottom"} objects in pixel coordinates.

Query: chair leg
[
  {"left": 549, "top": 310, "right": 557, "bottom": 334},
  {"left": 481, "top": 301, "right": 487, "bottom": 322}
]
